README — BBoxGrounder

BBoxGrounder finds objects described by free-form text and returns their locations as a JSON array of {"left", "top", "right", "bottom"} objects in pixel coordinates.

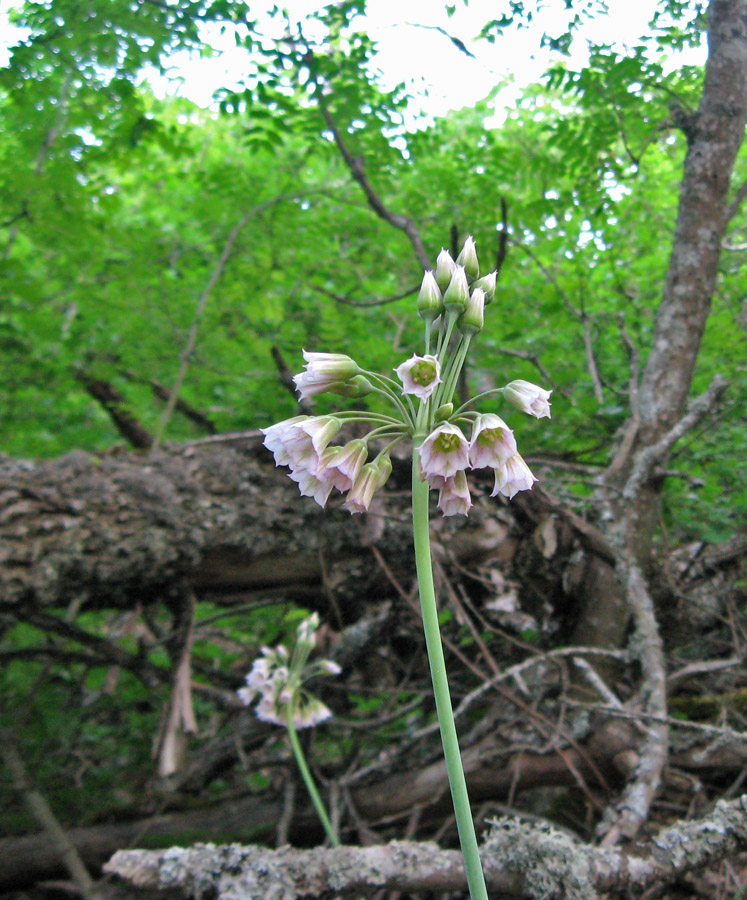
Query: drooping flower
[
  {"left": 503, "top": 380, "right": 552, "bottom": 419},
  {"left": 293, "top": 351, "right": 361, "bottom": 401},
  {"left": 419, "top": 423, "right": 471, "bottom": 478},
  {"left": 491, "top": 454, "right": 538, "bottom": 499},
  {"left": 289, "top": 466, "right": 335, "bottom": 508},
  {"left": 343, "top": 456, "right": 392, "bottom": 514},
  {"left": 469, "top": 414, "right": 518, "bottom": 469},
  {"left": 261, "top": 416, "right": 341, "bottom": 472},
  {"left": 260, "top": 416, "right": 311, "bottom": 467},
  {"left": 316, "top": 439, "right": 368, "bottom": 493},
  {"left": 395, "top": 354, "right": 442, "bottom": 401},
  {"left": 437, "top": 470, "right": 473, "bottom": 517}
]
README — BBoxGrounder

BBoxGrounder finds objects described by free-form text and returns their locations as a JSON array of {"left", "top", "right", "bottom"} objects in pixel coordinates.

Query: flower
[
  {"left": 456, "top": 235, "right": 479, "bottom": 280},
  {"left": 469, "top": 414, "right": 517, "bottom": 468},
  {"left": 434, "top": 248, "right": 457, "bottom": 292},
  {"left": 437, "top": 470, "right": 473, "bottom": 516},
  {"left": 238, "top": 616, "right": 341, "bottom": 730},
  {"left": 343, "top": 456, "right": 392, "bottom": 514},
  {"left": 395, "top": 354, "right": 442, "bottom": 401},
  {"left": 293, "top": 351, "right": 360, "bottom": 401},
  {"left": 417, "top": 271, "right": 443, "bottom": 322},
  {"left": 419, "top": 423, "right": 470, "bottom": 478},
  {"left": 491, "top": 454, "right": 538, "bottom": 499},
  {"left": 503, "top": 380, "right": 552, "bottom": 419},
  {"left": 316, "top": 439, "right": 368, "bottom": 493},
  {"left": 260, "top": 416, "right": 310, "bottom": 467},
  {"left": 261, "top": 416, "right": 342, "bottom": 473},
  {"left": 442, "top": 266, "right": 470, "bottom": 314},
  {"left": 289, "top": 467, "right": 335, "bottom": 507},
  {"left": 459, "top": 287, "right": 485, "bottom": 336}
]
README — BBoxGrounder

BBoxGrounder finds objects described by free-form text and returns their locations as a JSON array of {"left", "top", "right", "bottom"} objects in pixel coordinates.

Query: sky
[{"left": 0, "top": 0, "right": 705, "bottom": 125}]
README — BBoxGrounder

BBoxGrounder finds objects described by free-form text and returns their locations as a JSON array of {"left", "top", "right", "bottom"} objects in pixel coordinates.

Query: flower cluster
[
  {"left": 262, "top": 237, "right": 551, "bottom": 516},
  {"left": 238, "top": 613, "right": 341, "bottom": 729}
]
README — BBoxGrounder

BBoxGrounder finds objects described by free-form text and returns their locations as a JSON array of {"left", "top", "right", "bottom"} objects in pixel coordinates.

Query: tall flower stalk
[
  {"left": 261, "top": 237, "right": 551, "bottom": 900},
  {"left": 238, "top": 614, "right": 342, "bottom": 846}
]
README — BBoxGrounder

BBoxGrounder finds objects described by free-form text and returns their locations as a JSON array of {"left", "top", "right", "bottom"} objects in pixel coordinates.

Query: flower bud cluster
[
  {"left": 261, "top": 235, "right": 552, "bottom": 517},
  {"left": 238, "top": 613, "right": 341, "bottom": 729}
]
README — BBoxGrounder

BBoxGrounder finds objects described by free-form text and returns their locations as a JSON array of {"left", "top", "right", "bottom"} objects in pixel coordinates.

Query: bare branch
[
  {"left": 311, "top": 282, "right": 420, "bottom": 307},
  {"left": 0, "top": 729, "right": 98, "bottom": 900},
  {"left": 319, "top": 100, "right": 431, "bottom": 270}
]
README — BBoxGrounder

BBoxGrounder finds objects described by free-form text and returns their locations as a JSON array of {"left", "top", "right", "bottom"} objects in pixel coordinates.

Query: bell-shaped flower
[
  {"left": 437, "top": 470, "right": 473, "bottom": 517},
  {"left": 395, "top": 354, "right": 442, "bottom": 401},
  {"left": 456, "top": 235, "right": 479, "bottom": 280},
  {"left": 289, "top": 466, "right": 335, "bottom": 507},
  {"left": 262, "top": 416, "right": 341, "bottom": 472},
  {"left": 491, "top": 454, "right": 538, "bottom": 499},
  {"left": 469, "top": 414, "right": 517, "bottom": 469},
  {"left": 417, "top": 271, "right": 444, "bottom": 322},
  {"left": 343, "top": 456, "right": 392, "bottom": 514},
  {"left": 261, "top": 416, "right": 311, "bottom": 467},
  {"left": 442, "top": 266, "right": 470, "bottom": 315},
  {"left": 419, "top": 423, "right": 470, "bottom": 478},
  {"left": 316, "top": 439, "right": 368, "bottom": 493},
  {"left": 434, "top": 248, "right": 457, "bottom": 292},
  {"left": 293, "top": 351, "right": 361, "bottom": 401},
  {"left": 504, "top": 380, "right": 552, "bottom": 419}
]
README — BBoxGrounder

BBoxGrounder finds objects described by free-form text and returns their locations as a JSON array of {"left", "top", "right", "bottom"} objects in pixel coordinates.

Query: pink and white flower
[
  {"left": 395, "top": 354, "right": 442, "bottom": 401},
  {"left": 437, "top": 470, "right": 473, "bottom": 517},
  {"left": 261, "top": 416, "right": 341, "bottom": 473},
  {"left": 503, "top": 380, "right": 552, "bottom": 419},
  {"left": 491, "top": 454, "right": 538, "bottom": 499},
  {"left": 289, "top": 466, "right": 335, "bottom": 508},
  {"left": 260, "top": 416, "right": 310, "bottom": 467},
  {"left": 316, "top": 439, "right": 368, "bottom": 493},
  {"left": 293, "top": 351, "right": 360, "bottom": 401},
  {"left": 419, "top": 423, "right": 470, "bottom": 478},
  {"left": 469, "top": 414, "right": 517, "bottom": 469},
  {"left": 343, "top": 457, "right": 392, "bottom": 514}
]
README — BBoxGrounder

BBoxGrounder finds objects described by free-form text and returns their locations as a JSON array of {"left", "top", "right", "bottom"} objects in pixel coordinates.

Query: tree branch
[{"left": 318, "top": 100, "right": 431, "bottom": 270}]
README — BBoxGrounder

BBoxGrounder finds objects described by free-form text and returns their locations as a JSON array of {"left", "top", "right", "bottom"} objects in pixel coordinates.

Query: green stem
[
  {"left": 411, "top": 450, "right": 489, "bottom": 900},
  {"left": 286, "top": 703, "right": 340, "bottom": 847}
]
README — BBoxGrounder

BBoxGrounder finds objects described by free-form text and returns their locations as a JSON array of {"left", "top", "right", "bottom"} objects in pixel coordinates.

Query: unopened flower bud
[
  {"left": 472, "top": 271, "right": 497, "bottom": 305},
  {"left": 458, "top": 287, "right": 485, "bottom": 336},
  {"left": 443, "top": 266, "right": 470, "bottom": 314},
  {"left": 373, "top": 454, "right": 392, "bottom": 489},
  {"left": 417, "top": 270, "right": 443, "bottom": 322},
  {"left": 434, "top": 402, "right": 453, "bottom": 423},
  {"left": 435, "top": 248, "right": 457, "bottom": 292},
  {"left": 456, "top": 235, "right": 479, "bottom": 281},
  {"left": 327, "top": 374, "right": 374, "bottom": 398},
  {"left": 294, "top": 351, "right": 361, "bottom": 401}
]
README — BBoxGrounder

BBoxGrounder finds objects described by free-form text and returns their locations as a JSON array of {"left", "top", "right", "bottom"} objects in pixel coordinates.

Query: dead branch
[
  {"left": 104, "top": 795, "right": 747, "bottom": 900},
  {"left": 310, "top": 282, "right": 420, "bottom": 307}
]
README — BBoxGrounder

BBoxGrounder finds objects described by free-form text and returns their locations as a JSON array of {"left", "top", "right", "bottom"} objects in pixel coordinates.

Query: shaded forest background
[{"left": 1, "top": 0, "right": 747, "bottom": 897}]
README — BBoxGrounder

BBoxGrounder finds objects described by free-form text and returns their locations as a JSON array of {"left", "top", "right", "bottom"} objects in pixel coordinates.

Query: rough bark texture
[
  {"left": 103, "top": 795, "right": 747, "bottom": 900},
  {"left": 638, "top": 0, "right": 747, "bottom": 442}
]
